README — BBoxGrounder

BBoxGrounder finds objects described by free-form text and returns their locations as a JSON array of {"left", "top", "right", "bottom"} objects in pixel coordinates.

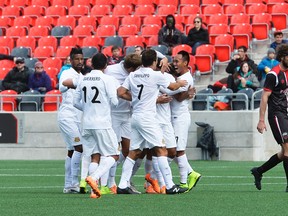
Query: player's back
[
  {"left": 124, "top": 67, "right": 169, "bottom": 116},
  {"left": 78, "top": 70, "right": 118, "bottom": 129}
]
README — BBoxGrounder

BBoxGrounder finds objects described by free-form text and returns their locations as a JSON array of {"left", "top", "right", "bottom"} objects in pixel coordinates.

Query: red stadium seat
[
  {"left": 73, "top": 25, "right": 94, "bottom": 45},
  {"left": 146, "top": 35, "right": 158, "bottom": 47},
  {"left": 13, "top": 16, "right": 32, "bottom": 30},
  {"left": 34, "top": 46, "right": 54, "bottom": 60},
  {"left": 2, "top": 5, "right": 22, "bottom": 19},
  {"left": 74, "top": 0, "right": 92, "bottom": 8},
  {"left": 266, "top": 0, "right": 286, "bottom": 13},
  {"left": 42, "top": 89, "right": 62, "bottom": 111},
  {"left": 158, "top": 0, "right": 178, "bottom": 7},
  {"left": 207, "top": 14, "right": 228, "bottom": 29},
  {"left": 28, "top": 26, "right": 50, "bottom": 40},
  {"left": 121, "top": 15, "right": 142, "bottom": 31},
  {"left": 43, "top": 57, "right": 63, "bottom": 72},
  {"left": 0, "top": 59, "right": 15, "bottom": 69},
  {"left": 271, "top": 3, "right": 288, "bottom": 31},
  {"left": 0, "top": 67, "right": 10, "bottom": 79},
  {"left": 35, "top": 16, "right": 54, "bottom": 30},
  {"left": 209, "top": 24, "right": 229, "bottom": 45},
  {"left": 0, "top": 90, "right": 18, "bottom": 111},
  {"left": 78, "top": 16, "right": 97, "bottom": 31},
  {"left": 214, "top": 34, "right": 234, "bottom": 63},
  {"left": 6, "top": 26, "right": 27, "bottom": 41},
  {"left": 16, "top": 36, "right": 36, "bottom": 52},
  {"left": 30, "top": 0, "right": 49, "bottom": 8},
  {"left": 96, "top": 25, "right": 116, "bottom": 38},
  {"left": 51, "top": 0, "right": 72, "bottom": 9},
  {"left": 251, "top": 13, "right": 272, "bottom": 41},
  {"left": 90, "top": 5, "right": 111, "bottom": 23},
  {"left": 202, "top": 4, "right": 222, "bottom": 23},
  {"left": 68, "top": 5, "right": 89, "bottom": 20},
  {"left": 55, "top": 46, "right": 72, "bottom": 60},
  {"left": 45, "top": 67, "right": 59, "bottom": 80},
  {"left": 99, "top": 15, "right": 120, "bottom": 30},
  {"left": 112, "top": 5, "right": 133, "bottom": 17},
  {"left": 45, "top": 5, "right": 67, "bottom": 26},
  {"left": 56, "top": 16, "right": 76, "bottom": 30},
  {"left": 143, "top": 15, "right": 163, "bottom": 27},
  {"left": 0, "top": 16, "right": 13, "bottom": 29},
  {"left": 134, "top": 5, "right": 155, "bottom": 17},
  {"left": 0, "top": 47, "right": 9, "bottom": 55},
  {"left": 195, "top": 44, "right": 215, "bottom": 75},
  {"left": 0, "top": 36, "right": 14, "bottom": 54},
  {"left": 60, "top": 35, "right": 80, "bottom": 47},
  {"left": 231, "top": 23, "right": 252, "bottom": 49},
  {"left": 179, "top": 5, "right": 200, "bottom": 23},
  {"left": 9, "top": 0, "right": 27, "bottom": 7},
  {"left": 82, "top": 35, "right": 102, "bottom": 50},
  {"left": 172, "top": 44, "right": 192, "bottom": 56},
  {"left": 118, "top": 25, "right": 138, "bottom": 42},
  {"left": 141, "top": 24, "right": 161, "bottom": 44},
  {"left": 38, "top": 36, "right": 58, "bottom": 53},
  {"left": 125, "top": 35, "right": 145, "bottom": 47},
  {"left": 157, "top": 5, "right": 177, "bottom": 17},
  {"left": 224, "top": 4, "right": 245, "bottom": 18}
]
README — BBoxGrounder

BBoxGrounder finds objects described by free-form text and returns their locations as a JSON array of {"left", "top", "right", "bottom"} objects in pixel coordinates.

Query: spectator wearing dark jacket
[
  {"left": 2, "top": 57, "right": 32, "bottom": 93},
  {"left": 186, "top": 17, "right": 209, "bottom": 55},
  {"left": 158, "top": 14, "right": 183, "bottom": 54},
  {"left": 270, "top": 31, "right": 288, "bottom": 50},
  {"left": 28, "top": 61, "right": 52, "bottom": 94},
  {"left": 226, "top": 46, "right": 259, "bottom": 78}
]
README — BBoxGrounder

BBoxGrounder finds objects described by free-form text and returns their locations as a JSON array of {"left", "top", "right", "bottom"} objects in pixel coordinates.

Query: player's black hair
[
  {"left": 92, "top": 53, "right": 108, "bottom": 70},
  {"left": 70, "top": 46, "right": 83, "bottom": 60},
  {"left": 142, "top": 49, "right": 157, "bottom": 67},
  {"left": 276, "top": 44, "right": 288, "bottom": 62}
]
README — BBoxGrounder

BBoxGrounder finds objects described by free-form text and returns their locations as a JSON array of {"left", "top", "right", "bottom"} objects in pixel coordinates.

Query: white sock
[
  {"left": 108, "top": 162, "right": 117, "bottom": 187},
  {"left": 157, "top": 156, "right": 174, "bottom": 189},
  {"left": 71, "top": 151, "right": 82, "bottom": 186},
  {"left": 183, "top": 154, "right": 193, "bottom": 174},
  {"left": 88, "top": 162, "right": 98, "bottom": 177},
  {"left": 131, "top": 158, "right": 143, "bottom": 180},
  {"left": 118, "top": 157, "right": 135, "bottom": 189},
  {"left": 100, "top": 170, "right": 109, "bottom": 186},
  {"left": 152, "top": 156, "right": 165, "bottom": 187},
  {"left": 92, "top": 156, "right": 116, "bottom": 181},
  {"left": 80, "top": 154, "right": 90, "bottom": 180},
  {"left": 177, "top": 155, "right": 188, "bottom": 184},
  {"left": 117, "top": 152, "right": 125, "bottom": 165},
  {"left": 64, "top": 156, "right": 72, "bottom": 188},
  {"left": 145, "top": 159, "right": 153, "bottom": 174}
]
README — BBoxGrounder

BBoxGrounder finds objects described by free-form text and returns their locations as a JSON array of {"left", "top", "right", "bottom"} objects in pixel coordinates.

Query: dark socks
[
  {"left": 258, "top": 154, "right": 282, "bottom": 174},
  {"left": 283, "top": 156, "right": 288, "bottom": 185}
]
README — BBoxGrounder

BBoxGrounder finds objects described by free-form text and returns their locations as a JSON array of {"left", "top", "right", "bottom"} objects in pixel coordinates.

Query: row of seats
[
  {"left": 192, "top": 87, "right": 263, "bottom": 111},
  {"left": 0, "top": 89, "right": 62, "bottom": 112}
]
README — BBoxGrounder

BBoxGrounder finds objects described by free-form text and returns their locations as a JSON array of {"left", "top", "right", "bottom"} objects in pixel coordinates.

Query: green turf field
[{"left": 0, "top": 160, "right": 285, "bottom": 216}]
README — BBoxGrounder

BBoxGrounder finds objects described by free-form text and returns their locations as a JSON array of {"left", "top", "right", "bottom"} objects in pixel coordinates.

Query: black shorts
[{"left": 268, "top": 113, "right": 288, "bottom": 144}]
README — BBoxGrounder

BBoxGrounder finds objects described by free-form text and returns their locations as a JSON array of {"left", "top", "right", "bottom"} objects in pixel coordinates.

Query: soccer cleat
[
  {"left": 160, "top": 186, "right": 166, "bottom": 194},
  {"left": 110, "top": 185, "right": 117, "bottom": 194},
  {"left": 187, "top": 171, "right": 201, "bottom": 191},
  {"left": 100, "top": 186, "right": 112, "bottom": 195},
  {"left": 63, "top": 188, "right": 72, "bottom": 194},
  {"left": 63, "top": 186, "right": 80, "bottom": 194},
  {"left": 146, "top": 185, "right": 157, "bottom": 194},
  {"left": 130, "top": 182, "right": 142, "bottom": 194},
  {"left": 79, "top": 179, "right": 88, "bottom": 194},
  {"left": 90, "top": 190, "right": 100, "bottom": 199},
  {"left": 145, "top": 173, "right": 160, "bottom": 193},
  {"left": 85, "top": 176, "right": 101, "bottom": 198},
  {"left": 117, "top": 187, "right": 140, "bottom": 194},
  {"left": 166, "top": 185, "right": 188, "bottom": 194},
  {"left": 250, "top": 167, "right": 262, "bottom": 190},
  {"left": 179, "top": 183, "right": 189, "bottom": 189}
]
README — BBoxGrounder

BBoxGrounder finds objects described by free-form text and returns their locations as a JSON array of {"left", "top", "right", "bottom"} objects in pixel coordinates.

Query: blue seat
[
  {"left": 192, "top": 88, "right": 213, "bottom": 110},
  {"left": 231, "top": 88, "right": 254, "bottom": 110}
]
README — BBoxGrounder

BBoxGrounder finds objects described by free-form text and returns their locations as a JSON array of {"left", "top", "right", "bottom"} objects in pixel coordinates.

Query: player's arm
[
  {"left": 173, "top": 86, "right": 196, "bottom": 102},
  {"left": 156, "top": 94, "right": 172, "bottom": 104},
  {"left": 107, "top": 77, "right": 119, "bottom": 107},
  {"left": 117, "top": 86, "right": 132, "bottom": 101},
  {"left": 257, "top": 90, "right": 271, "bottom": 134},
  {"left": 73, "top": 83, "right": 83, "bottom": 111},
  {"left": 167, "top": 79, "right": 187, "bottom": 91}
]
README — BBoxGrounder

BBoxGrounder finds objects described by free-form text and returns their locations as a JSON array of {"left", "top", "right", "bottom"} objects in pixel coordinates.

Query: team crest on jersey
[
  {"left": 74, "top": 137, "right": 80, "bottom": 142},
  {"left": 162, "top": 139, "right": 166, "bottom": 144}
]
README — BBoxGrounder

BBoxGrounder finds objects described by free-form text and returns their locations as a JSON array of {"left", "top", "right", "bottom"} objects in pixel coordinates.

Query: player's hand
[
  {"left": 160, "top": 57, "right": 169, "bottom": 72},
  {"left": 157, "top": 94, "right": 172, "bottom": 104},
  {"left": 187, "top": 86, "right": 196, "bottom": 99},
  {"left": 177, "top": 79, "right": 187, "bottom": 87},
  {"left": 257, "top": 120, "right": 267, "bottom": 134}
]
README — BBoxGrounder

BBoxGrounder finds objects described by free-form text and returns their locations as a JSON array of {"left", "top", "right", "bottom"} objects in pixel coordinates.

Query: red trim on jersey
[{"left": 263, "top": 87, "right": 272, "bottom": 92}]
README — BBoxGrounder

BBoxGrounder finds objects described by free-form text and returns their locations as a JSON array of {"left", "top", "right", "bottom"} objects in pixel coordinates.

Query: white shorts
[
  {"left": 58, "top": 119, "right": 82, "bottom": 151},
  {"left": 82, "top": 128, "right": 120, "bottom": 157},
  {"left": 111, "top": 112, "right": 131, "bottom": 142},
  {"left": 130, "top": 115, "right": 165, "bottom": 151},
  {"left": 172, "top": 112, "right": 191, "bottom": 151},
  {"left": 160, "top": 123, "right": 177, "bottom": 149}
]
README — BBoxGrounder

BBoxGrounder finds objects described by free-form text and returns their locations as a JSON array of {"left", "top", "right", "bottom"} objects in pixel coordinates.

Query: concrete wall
[{"left": 0, "top": 111, "right": 279, "bottom": 161}]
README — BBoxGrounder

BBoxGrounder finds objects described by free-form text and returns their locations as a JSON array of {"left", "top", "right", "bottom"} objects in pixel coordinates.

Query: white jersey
[
  {"left": 58, "top": 67, "right": 83, "bottom": 122},
  {"left": 73, "top": 69, "right": 118, "bottom": 129},
  {"left": 156, "top": 72, "right": 175, "bottom": 124},
  {"left": 104, "top": 61, "right": 131, "bottom": 113},
  {"left": 122, "top": 67, "right": 170, "bottom": 116},
  {"left": 170, "top": 71, "right": 194, "bottom": 118}
]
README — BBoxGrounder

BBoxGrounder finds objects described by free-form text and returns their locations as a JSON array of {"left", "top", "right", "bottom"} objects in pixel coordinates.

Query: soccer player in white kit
[
  {"left": 171, "top": 51, "right": 201, "bottom": 191},
  {"left": 58, "top": 47, "right": 88, "bottom": 193},
  {"left": 73, "top": 53, "right": 120, "bottom": 199},
  {"left": 117, "top": 49, "right": 188, "bottom": 194}
]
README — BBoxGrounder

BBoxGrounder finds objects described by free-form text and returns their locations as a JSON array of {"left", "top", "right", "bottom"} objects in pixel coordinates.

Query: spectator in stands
[
  {"left": 2, "top": 57, "right": 32, "bottom": 93},
  {"left": 134, "top": 46, "right": 144, "bottom": 56},
  {"left": 270, "top": 31, "right": 288, "bottom": 50},
  {"left": 28, "top": 61, "right": 52, "bottom": 94},
  {"left": 57, "top": 56, "right": 71, "bottom": 80},
  {"left": 158, "top": 14, "right": 183, "bottom": 55},
  {"left": 227, "top": 61, "right": 260, "bottom": 93},
  {"left": 226, "top": 46, "right": 259, "bottom": 78},
  {"left": 108, "top": 45, "right": 124, "bottom": 65},
  {"left": 186, "top": 17, "right": 209, "bottom": 55},
  {"left": 257, "top": 48, "right": 279, "bottom": 87}
]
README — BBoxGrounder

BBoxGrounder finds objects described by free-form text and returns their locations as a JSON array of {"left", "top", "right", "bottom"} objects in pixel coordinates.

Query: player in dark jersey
[{"left": 250, "top": 44, "right": 288, "bottom": 192}]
